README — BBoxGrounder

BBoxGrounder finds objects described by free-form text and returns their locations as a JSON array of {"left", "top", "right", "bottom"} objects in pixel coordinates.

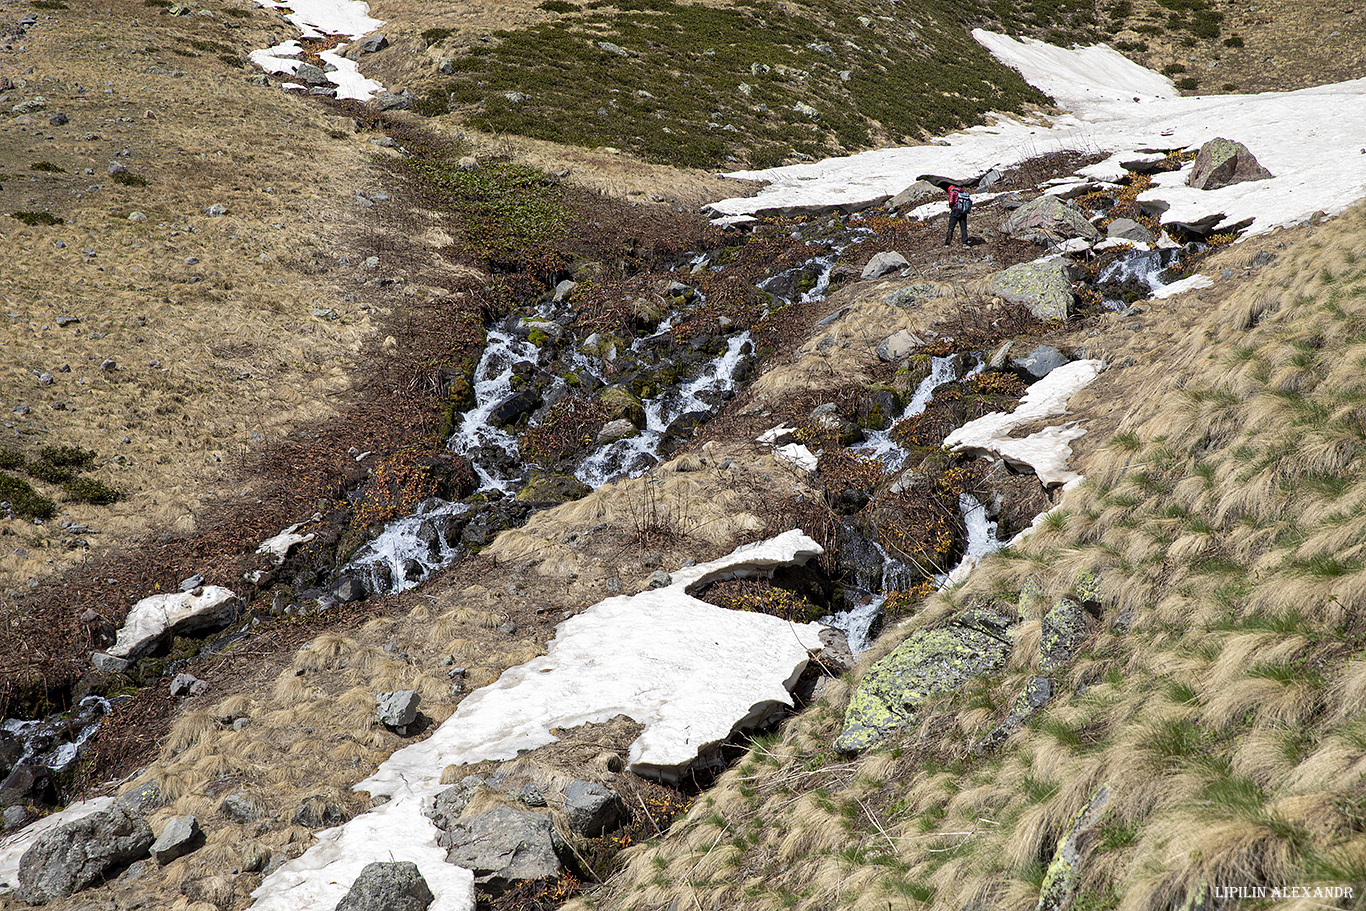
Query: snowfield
[{"left": 710, "top": 31, "right": 1366, "bottom": 239}]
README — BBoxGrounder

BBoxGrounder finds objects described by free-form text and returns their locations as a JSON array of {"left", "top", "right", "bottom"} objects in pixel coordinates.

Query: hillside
[{"left": 1, "top": 0, "right": 1365, "bottom": 910}]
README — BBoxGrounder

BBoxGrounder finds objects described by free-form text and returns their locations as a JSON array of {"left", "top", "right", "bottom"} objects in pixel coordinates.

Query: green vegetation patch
[
  {"left": 112, "top": 172, "right": 148, "bottom": 187},
  {"left": 425, "top": 0, "right": 1048, "bottom": 169},
  {"left": 9, "top": 211, "right": 63, "bottom": 226},
  {"left": 29, "top": 161, "right": 64, "bottom": 173},
  {"left": 0, "top": 473, "right": 57, "bottom": 519},
  {"left": 63, "top": 477, "right": 124, "bottom": 505}
]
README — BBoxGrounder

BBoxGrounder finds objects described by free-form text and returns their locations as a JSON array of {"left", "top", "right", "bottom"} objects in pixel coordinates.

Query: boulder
[
  {"left": 16, "top": 804, "right": 153, "bottom": 903},
  {"left": 355, "top": 33, "right": 389, "bottom": 54},
  {"left": 106, "top": 586, "right": 240, "bottom": 660},
  {"left": 293, "top": 63, "right": 328, "bottom": 85},
  {"left": 809, "top": 403, "right": 863, "bottom": 446},
  {"left": 374, "top": 90, "right": 414, "bottom": 111},
  {"left": 1010, "top": 345, "right": 1070, "bottom": 382},
  {"left": 426, "top": 776, "right": 490, "bottom": 833},
  {"left": 92, "top": 651, "right": 130, "bottom": 674},
  {"left": 293, "top": 795, "right": 346, "bottom": 828},
  {"left": 599, "top": 386, "right": 646, "bottom": 427},
  {"left": 377, "top": 691, "right": 420, "bottom": 729},
  {"left": 488, "top": 390, "right": 541, "bottom": 428},
  {"left": 563, "top": 780, "right": 625, "bottom": 836},
  {"left": 835, "top": 611, "right": 1013, "bottom": 753},
  {"left": 1105, "top": 217, "right": 1154, "bottom": 244},
  {"left": 437, "top": 805, "right": 566, "bottom": 894},
  {"left": 332, "top": 576, "right": 368, "bottom": 603},
  {"left": 876, "top": 329, "right": 923, "bottom": 363},
  {"left": 113, "top": 781, "right": 163, "bottom": 815},
  {"left": 151, "top": 815, "right": 203, "bottom": 864},
  {"left": 515, "top": 471, "right": 591, "bottom": 504},
  {"left": 336, "top": 861, "right": 435, "bottom": 911},
  {"left": 888, "top": 180, "right": 940, "bottom": 210},
  {"left": 1038, "top": 784, "right": 1111, "bottom": 911},
  {"left": 999, "top": 196, "right": 1101, "bottom": 244},
  {"left": 168, "top": 673, "right": 208, "bottom": 697},
  {"left": 1186, "top": 137, "right": 1273, "bottom": 190},
  {"left": 861, "top": 251, "right": 908, "bottom": 281},
  {"left": 989, "top": 260, "right": 1075, "bottom": 321},
  {"left": 596, "top": 418, "right": 638, "bottom": 444},
  {"left": 1040, "top": 598, "right": 1089, "bottom": 674},
  {"left": 220, "top": 792, "right": 263, "bottom": 824}
]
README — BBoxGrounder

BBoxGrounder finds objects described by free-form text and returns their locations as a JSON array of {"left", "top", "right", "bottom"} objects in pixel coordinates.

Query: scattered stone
[
  {"left": 150, "top": 815, "right": 203, "bottom": 864},
  {"left": 292, "top": 795, "right": 346, "bottom": 828},
  {"left": 355, "top": 33, "right": 389, "bottom": 54},
  {"left": 876, "top": 329, "right": 923, "bottom": 363},
  {"left": 497, "top": 620, "right": 517, "bottom": 635},
  {"left": 114, "top": 781, "right": 163, "bottom": 815},
  {"left": 792, "top": 101, "right": 820, "bottom": 120},
  {"left": 336, "top": 861, "right": 434, "bottom": 911},
  {"left": 92, "top": 651, "right": 130, "bottom": 674},
  {"left": 563, "top": 780, "right": 625, "bottom": 836},
  {"left": 1040, "top": 597, "right": 1089, "bottom": 674},
  {"left": 16, "top": 804, "right": 153, "bottom": 904},
  {"left": 127, "top": 211, "right": 145, "bottom": 222},
  {"left": 242, "top": 842, "right": 271, "bottom": 873},
  {"left": 861, "top": 251, "right": 909, "bottom": 280},
  {"left": 179, "top": 574, "right": 205, "bottom": 592},
  {"left": 374, "top": 89, "right": 414, "bottom": 111},
  {"left": 1010, "top": 345, "right": 1069, "bottom": 381},
  {"left": 647, "top": 570, "right": 671, "bottom": 589},
  {"left": 1037, "top": 784, "right": 1111, "bottom": 911},
  {"left": 974, "top": 676, "right": 1052, "bottom": 754},
  {"left": 100, "top": 359, "right": 117, "bottom": 371},
  {"left": 331, "top": 576, "right": 367, "bottom": 603},
  {"left": 596, "top": 418, "right": 638, "bottom": 444},
  {"left": 438, "top": 805, "right": 567, "bottom": 894},
  {"left": 1187, "top": 137, "right": 1273, "bottom": 190},
  {"left": 888, "top": 180, "right": 940, "bottom": 210},
  {"left": 49, "top": 112, "right": 68, "bottom": 126},
  {"left": 169, "top": 673, "right": 208, "bottom": 697},
  {"left": 1105, "top": 217, "right": 1154, "bottom": 244},
  {"left": 377, "top": 690, "right": 420, "bottom": 729},
  {"left": 293, "top": 62, "right": 328, "bottom": 85},
  {"left": 219, "top": 792, "right": 263, "bottom": 824},
  {"left": 597, "top": 41, "right": 634, "bottom": 57},
  {"left": 204, "top": 204, "right": 227, "bottom": 217},
  {"left": 999, "top": 195, "right": 1100, "bottom": 244},
  {"left": 515, "top": 470, "right": 590, "bottom": 504},
  {"left": 517, "top": 784, "right": 546, "bottom": 808}
]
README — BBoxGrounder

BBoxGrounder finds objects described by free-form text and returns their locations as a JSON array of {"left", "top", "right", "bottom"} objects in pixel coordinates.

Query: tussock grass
[{"left": 571, "top": 204, "right": 1366, "bottom": 911}]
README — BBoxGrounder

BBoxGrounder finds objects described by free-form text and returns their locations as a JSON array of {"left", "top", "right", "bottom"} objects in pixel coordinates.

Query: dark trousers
[{"left": 945, "top": 212, "right": 968, "bottom": 246}]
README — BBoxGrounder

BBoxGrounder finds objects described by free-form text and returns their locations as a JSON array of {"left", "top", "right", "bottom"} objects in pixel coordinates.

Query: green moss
[
  {"left": 112, "top": 172, "right": 148, "bottom": 187},
  {"left": 10, "top": 212, "right": 63, "bottom": 226},
  {"left": 30, "top": 161, "right": 64, "bottom": 173},
  {"left": 527, "top": 327, "right": 550, "bottom": 348}
]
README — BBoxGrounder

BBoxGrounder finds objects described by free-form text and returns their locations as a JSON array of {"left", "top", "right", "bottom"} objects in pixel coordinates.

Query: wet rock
[
  {"left": 0, "top": 764, "right": 51, "bottom": 810},
  {"left": 1105, "top": 217, "right": 1154, "bottom": 244},
  {"left": 596, "top": 418, "right": 638, "bottom": 444},
  {"left": 835, "top": 611, "right": 1013, "bottom": 753},
  {"left": 515, "top": 471, "right": 590, "bottom": 505},
  {"left": 989, "top": 259, "right": 1075, "bottom": 321},
  {"left": 168, "top": 673, "right": 208, "bottom": 697},
  {"left": 438, "top": 805, "right": 567, "bottom": 894},
  {"left": 377, "top": 691, "right": 420, "bottom": 729},
  {"left": 292, "top": 795, "right": 347, "bottom": 828},
  {"left": 151, "top": 814, "right": 203, "bottom": 864},
  {"left": 1000, "top": 195, "right": 1100, "bottom": 244},
  {"left": 563, "top": 780, "right": 625, "bottom": 836},
  {"left": 1187, "top": 137, "right": 1273, "bottom": 190},
  {"left": 861, "top": 251, "right": 908, "bottom": 280},
  {"left": 16, "top": 804, "right": 153, "bottom": 903},
  {"left": 858, "top": 387, "right": 902, "bottom": 430},
  {"left": 336, "top": 861, "right": 434, "bottom": 911},
  {"left": 331, "top": 576, "right": 367, "bottom": 603},
  {"left": 488, "top": 389, "right": 541, "bottom": 427},
  {"left": 809, "top": 403, "right": 863, "bottom": 446},
  {"left": 664, "top": 409, "right": 711, "bottom": 442},
  {"left": 1010, "top": 345, "right": 1069, "bottom": 381}
]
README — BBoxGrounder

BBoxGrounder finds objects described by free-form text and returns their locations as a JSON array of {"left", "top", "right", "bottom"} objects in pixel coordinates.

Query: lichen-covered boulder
[
  {"left": 438, "top": 805, "right": 567, "bottom": 895},
  {"left": 1186, "top": 137, "right": 1272, "bottom": 190},
  {"left": 835, "top": 611, "right": 1013, "bottom": 753},
  {"left": 599, "top": 386, "right": 646, "bottom": 428},
  {"left": 335, "top": 861, "right": 435, "bottom": 911},
  {"left": 1000, "top": 195, "right": 1101, "bottom": 244},
  {"left": 990, "top": 259, "right": 1075, "bottom": 321},
  {"left": 17, "top": 804, "right": 153, "bottom": 903},
  {"left": 1040, "top": 597, "right": 1089, "bottom": 674},
  {"left": 1037, "top": 784, "right": 1111, "bottom": 910}
]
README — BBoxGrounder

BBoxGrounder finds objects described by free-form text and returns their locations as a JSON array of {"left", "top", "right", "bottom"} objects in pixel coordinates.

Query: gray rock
[
  {"left": 978, "top": 168, "right": 1005, "bottom": 189},
  {"left": 792, "top": 101, "right": 820, "bottom": 120},
  {"left": 815, "top": 627, "right": 856, "bottom": 675},
  {"left": 332, "top": 576, "right": 367, "bottom": 603},
  {"left": 597, "top": 41, "right": 633, "bottom": 57},
  {"left": 989, "top": 259, "right": 1075, "bottom": 321},
  {"left": 92, "top": 651, "right": 130, "bottom": 674},
  {"left": 294, "top": 63, "right": 328, "bottom": 85},
  {"left": 861, "top": 251, "right": 909, "bottom": 280},
  {"left": 596, "top": 418, "right": 638, "bottom": 444},
  {"left": 375, "top": 90, "right": 414, "bottom": 111},
  {"left": 151, "top": 815, "right": 203, "bottom": 864},
  {"left": 988, "top": 340, "right": 1013, "bottom": 371},
  {"left": 292, "top": 795, "right": 346, "bottom": 828},
  {"left": 179, "top": 573, "right": 205, "bottom": 591},
  {"left": 3, "top": 806, "right": 27, "bottom": 829},
  {"left": 377, "top": 691, "right": 420, "bottom": 728},
  {"left": 647, "top": 571, "right": 671, "bottom": 589},
  {"left": 242, "top": 842, "right": 271, "bottom": 873},
  {"left": 1105, "top": 217, "right": 1154, "bottom": 244},
  {"left": 999, "top": 195, "right": 1100, "bottom": 244},
  {"left": 169, "top": 673, "right": 208, "bottom": 697},
  {"left": 437, "top": 57, "right": 456, "bottom": 75},
  {"left": 515, "top": 471, "right": 590, "bottom": 504},
  {"left": 356, "top": 33, "right": 389, "bottom": 54},
  {"left": 336, "top": 861, "right": 434, "bottom": 911},
  {"left": 835, "top": 611, "right": 1013, "bottom": 753},
  {"left": 810, "top": 403, "right": 863, "bottom": 446},
  {"left": 1187, "top": 137, "right": 1273, "bottom": 190},
  {"left": 204, "top": 204, "right": 227, "bottom": 217},
  {"left": 888, "top": 180, "right": 940, "bottom": 210},
  {"left": 884, "top": 283, "right": 941, "bottom": 307},
  {"left": 974, "top": 676, "right": 1052, "bottom": 754},
  {"left": 876, "top": 329, "right": 922, "bottom": 363},
  {"left": 426, "top": 776, "right": 489, "bottom": 831},
  {"left": 438, "top": 805, "right": 566, "bottom": 894},
  {"left": 517, "top": 784, "right": 546, "bottom": 807},
  {"left": 1010, "top": 345, "right": 1069, "bottom": 381},
  {"left": 1038, "top": 784, "right": 1111, "bottom": 910},
  {"left": 1040, "top": 598, "right": 1088, "bottom": 674},
  {"left": 563, "top": 780, "right": 625, "bottom": 836},
  {"left": 114, "top": 781, "right": 163, "bottom": 815},
  {"left": 49, "top": 112, "right": 69, "bottom": 126},
  {"left": 552, "top": 279, "right": 576, "bottom": 303},
  {"left": 220, "top": 791, "right": 263, "bottom": 823},
  {"left": 498, "top": 620, "right": 518, "bottom": 636},
  {"left": 16, "top": 805, "right": 153, "bottom": 903}
]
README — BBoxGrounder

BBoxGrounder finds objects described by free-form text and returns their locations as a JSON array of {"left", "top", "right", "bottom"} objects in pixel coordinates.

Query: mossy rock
[
  {"left": 835, "top": 610, "right": 1012, "bottom": 753},
  {"left": 599, "top": 386, "right": 646, "bottom": 428},
  {"left": 893, "top": 354, "right": 934, "bottom": 400},
  {"left": 515, "top": 470, "right": 591, "bottom": 504}
]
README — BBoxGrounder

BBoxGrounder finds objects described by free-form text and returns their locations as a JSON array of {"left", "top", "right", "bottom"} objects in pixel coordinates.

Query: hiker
[{"left": 944, "top": 184, "right": 971, "bottom": 247}]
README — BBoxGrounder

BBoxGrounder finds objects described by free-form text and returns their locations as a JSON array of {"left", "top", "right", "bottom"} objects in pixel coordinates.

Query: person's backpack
[{"left": 952, "top": 188, "right": 972, "bottom": 215}]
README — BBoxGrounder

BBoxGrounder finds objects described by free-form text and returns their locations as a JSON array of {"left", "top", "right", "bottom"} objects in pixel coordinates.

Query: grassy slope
[{"left": 572, "top": 210, "right": 1366, "bottom": 911}]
